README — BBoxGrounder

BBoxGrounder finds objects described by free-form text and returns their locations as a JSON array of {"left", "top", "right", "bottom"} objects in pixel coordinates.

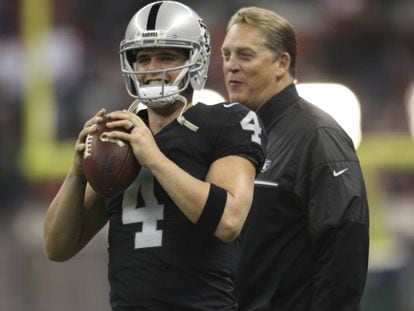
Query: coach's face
[{"left": 221, "top": 23, "right": 281, "bottom": 112}]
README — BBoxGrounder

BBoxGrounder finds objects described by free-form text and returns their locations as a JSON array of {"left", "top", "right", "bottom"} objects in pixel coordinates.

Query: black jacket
[{"left": 235, "top": 84, "right": 369, "bottom": 311}]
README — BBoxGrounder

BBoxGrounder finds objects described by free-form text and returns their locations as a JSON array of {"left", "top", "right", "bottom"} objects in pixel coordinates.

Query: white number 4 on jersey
[{"left": 240, "top": 111, "right": 262, "bottom": 145}]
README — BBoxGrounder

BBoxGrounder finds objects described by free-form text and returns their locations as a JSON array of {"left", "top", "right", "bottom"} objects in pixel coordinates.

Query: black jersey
[
  {"left": 105, "top": 102, "right": 266, "bottom": 310},
  {"left": 235, "top": 85, "right": 369, "bottom": 311}
]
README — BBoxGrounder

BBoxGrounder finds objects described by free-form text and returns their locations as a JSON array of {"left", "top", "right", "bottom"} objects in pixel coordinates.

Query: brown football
[{"left": 82, "top": 115, "right": 140, "bottom": 197}]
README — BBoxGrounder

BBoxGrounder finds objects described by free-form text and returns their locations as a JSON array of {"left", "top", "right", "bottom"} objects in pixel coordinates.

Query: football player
[{"left": 43, "top": 1, "right": 266, "bottom": 310}]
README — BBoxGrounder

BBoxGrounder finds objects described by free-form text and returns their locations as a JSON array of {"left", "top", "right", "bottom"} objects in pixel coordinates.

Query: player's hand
[
  {"left": 105, "top": 110, "right": 161, "bottom": 167},
  {"left": 73, "top": 108, "right": 106, "bottom": 175}
]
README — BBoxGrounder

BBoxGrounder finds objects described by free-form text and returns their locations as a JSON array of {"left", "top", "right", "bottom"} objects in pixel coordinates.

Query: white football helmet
[{"left": 120, "top": 1, "right": 211, "bottom": 108}]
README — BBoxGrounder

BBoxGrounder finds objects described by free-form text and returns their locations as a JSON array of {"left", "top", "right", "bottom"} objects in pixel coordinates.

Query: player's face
[
  {"left": 134, "top": 48, "right": 188, "bottom": 87},
  {"left": 222, "top": 23, "right": 280, "bottom": 111}
]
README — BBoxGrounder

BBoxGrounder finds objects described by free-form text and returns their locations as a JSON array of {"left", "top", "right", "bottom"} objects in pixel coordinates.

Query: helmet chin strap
[
  {"left": 175, "top": 94, "right": 187, "bottom": 106},
  {"left": 128, "top": 93, "right": 199, "bottom": 132},
  {"left": 128, "top": 99, "right": 140, "bottom": 114},
  {"left": 176, "top": 96, "right": 199, "bottom": 132}
]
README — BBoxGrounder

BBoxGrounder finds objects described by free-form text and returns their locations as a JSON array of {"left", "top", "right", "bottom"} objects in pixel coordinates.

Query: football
[{"left": 82, "top": 115, "right": 140, "bottom": 197}]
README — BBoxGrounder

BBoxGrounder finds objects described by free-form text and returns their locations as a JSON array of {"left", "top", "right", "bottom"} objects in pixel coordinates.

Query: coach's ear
[{"left": 275, "top": 52, "right": 291, "bottom": 79}]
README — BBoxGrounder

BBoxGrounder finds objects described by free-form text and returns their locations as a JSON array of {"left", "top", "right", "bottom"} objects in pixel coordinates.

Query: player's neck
[{"left": 148, "top": 102, "right": 192, "bottom": 134}]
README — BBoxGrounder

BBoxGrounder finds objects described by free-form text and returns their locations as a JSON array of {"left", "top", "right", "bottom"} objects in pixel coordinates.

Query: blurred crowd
[
  {"left": 0, "top": 0, "right": 413, "bottom": 310},
  {"left": 1, "top": 0, "right": 413, "bottom": 205}
]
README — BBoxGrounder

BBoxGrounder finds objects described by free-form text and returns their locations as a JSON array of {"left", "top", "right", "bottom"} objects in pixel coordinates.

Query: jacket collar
[{"left": 257, "top": 83, "right": 299, "bottom": 131}]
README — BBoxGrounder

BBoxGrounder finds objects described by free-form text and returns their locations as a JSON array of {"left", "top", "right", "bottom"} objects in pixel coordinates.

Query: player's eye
[
  {"left": 135, "top": 55, "right": 150, "bottom": 65},
  {"left": 160, "top": 52, "right": 184, "bottom": 64},
  {"left": 161, "top": 55, "right": 176, "bottom": 62}
]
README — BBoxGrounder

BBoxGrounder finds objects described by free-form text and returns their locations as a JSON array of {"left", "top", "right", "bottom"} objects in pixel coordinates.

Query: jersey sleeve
[
  {"left": 296, "top": 127, "right": 369, "bottom": 311},
  {"left": 209, "top": 103, "right": 266, "bottom": 174}
]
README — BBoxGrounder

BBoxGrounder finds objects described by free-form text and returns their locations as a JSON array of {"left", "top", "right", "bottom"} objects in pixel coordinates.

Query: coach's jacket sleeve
[{"left": 302, "top": 127, "right": 369, "bottom": 311}]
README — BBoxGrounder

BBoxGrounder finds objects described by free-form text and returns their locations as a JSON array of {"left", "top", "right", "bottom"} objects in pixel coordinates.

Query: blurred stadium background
[{"left": 1, "top": 0, "right": 414, "bottom": 310}]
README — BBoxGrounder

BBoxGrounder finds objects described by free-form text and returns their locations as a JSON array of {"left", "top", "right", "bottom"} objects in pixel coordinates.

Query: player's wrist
[
  {"left": 139, "top": 148, "right": 166, "bottom": 170},
  {"left": 68, "top": 166, "right": 87, "bottom": 185}
]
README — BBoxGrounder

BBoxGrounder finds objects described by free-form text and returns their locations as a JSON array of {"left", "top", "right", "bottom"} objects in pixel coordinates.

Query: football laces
[{"left": 84, "top": 134, "right": 93, "bottom": 159}]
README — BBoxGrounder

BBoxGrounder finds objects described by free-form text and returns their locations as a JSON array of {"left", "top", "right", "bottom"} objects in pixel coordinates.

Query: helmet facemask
[{"left": 121, "top": 45, "right": 203, "bottom": 108}]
